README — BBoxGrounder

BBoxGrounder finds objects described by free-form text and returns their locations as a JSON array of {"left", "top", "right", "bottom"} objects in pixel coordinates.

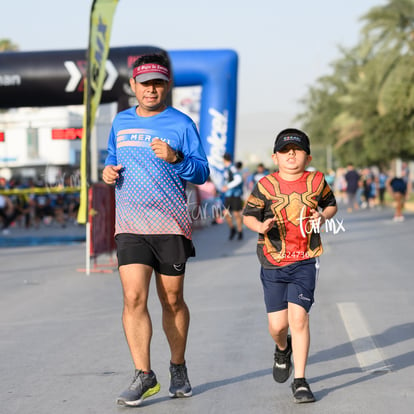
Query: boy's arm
[
  {"left": 321, "top": 205, "right": 338, "bottom": 222},
  {"left": 243, "top": 215, "right": 276, "bottom": 234},
  {"left": 310, "top": 205, "right": 338, "bottom": 226}
]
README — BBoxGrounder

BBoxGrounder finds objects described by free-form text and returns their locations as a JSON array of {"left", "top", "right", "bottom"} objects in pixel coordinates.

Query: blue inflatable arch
[{"left": 169, "top": 50, "right": 238, "bottom": 187}]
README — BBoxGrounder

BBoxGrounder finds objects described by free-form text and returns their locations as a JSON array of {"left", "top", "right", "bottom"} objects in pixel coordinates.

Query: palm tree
[
  {"left": 297, "top": 0, "right": 414, "bottom": 166},
  {"left": 356, "top": 0, "right": 414, "bottom": 160},
  {"left": 359, "top": 0, "right": 414, "bottom": 116}
]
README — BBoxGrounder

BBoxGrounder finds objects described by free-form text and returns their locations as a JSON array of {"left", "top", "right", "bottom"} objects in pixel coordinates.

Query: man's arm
[
  {"left": 102, "top": 165, "right": 123, "bottom": 185},
  {"left": 170, "top": 124, "right": 210, "bottom": 185}
]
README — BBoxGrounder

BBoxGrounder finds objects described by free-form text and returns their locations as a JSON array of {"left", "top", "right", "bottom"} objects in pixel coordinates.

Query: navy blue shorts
[
  {"left": 260, "top": 258, "right": 319, "bottom": 313},
  {"left": 115, "top": 233, "right": 195, "bottom": 276}
]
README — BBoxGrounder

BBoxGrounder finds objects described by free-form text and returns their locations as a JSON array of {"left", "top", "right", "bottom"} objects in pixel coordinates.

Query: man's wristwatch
[{"left": 171, "top": 150, "right": 184, "bottom": 164}]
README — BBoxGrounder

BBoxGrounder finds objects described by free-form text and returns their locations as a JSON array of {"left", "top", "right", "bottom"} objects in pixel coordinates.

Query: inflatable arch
[
  {"left": 0, "top": 46, "right": 238, "bottom": 184},
  {"left": 169, "top": 50, "right": 238, "bottom": 186}
]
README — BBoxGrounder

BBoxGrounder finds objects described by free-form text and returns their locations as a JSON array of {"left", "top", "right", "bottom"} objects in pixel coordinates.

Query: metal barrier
[
  {"left": 77, "top": 183, "right": 116, "bottom": 274},
  {"left": 88, "top": 183, "right": 116, "bottom": 258}
]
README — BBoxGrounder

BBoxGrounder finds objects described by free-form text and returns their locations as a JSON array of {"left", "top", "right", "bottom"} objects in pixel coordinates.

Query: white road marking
[{"left": 337, "top": 302, "right": 391, "bottom": 373}]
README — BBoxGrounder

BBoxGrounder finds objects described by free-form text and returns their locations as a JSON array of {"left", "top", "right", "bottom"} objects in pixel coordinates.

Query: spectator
[
  {"left": 196, "top": 176, "right": 221, "bottom": 224},
  {"left": 344, "top": 164, "right": 360, "bottom": 212},
  {"left": 378, "top": 169, "right": 388, "bottom": 208},
  {"left": 0, "top": 193, "right": 17, "bottom": 235},
  {"left": 387, "top": 172, "right": 409, "bottom": 221},
  {"left": 221, "top": 152, "right": 244, "bottom": 240}
]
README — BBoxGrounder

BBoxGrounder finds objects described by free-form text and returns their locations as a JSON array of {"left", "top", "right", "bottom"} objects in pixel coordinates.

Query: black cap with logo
[{"left": 273, "top": 128, "right": 311, "bottom": 154}]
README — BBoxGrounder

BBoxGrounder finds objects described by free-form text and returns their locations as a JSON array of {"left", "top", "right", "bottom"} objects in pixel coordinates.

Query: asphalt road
[{"left": 0, "top": 204, "right": 413, "bottom": 414}]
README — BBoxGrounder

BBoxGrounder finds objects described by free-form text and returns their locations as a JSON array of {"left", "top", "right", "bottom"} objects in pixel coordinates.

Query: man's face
[{"left": 129, "top": 77, "right": 171, "bottom": 114}]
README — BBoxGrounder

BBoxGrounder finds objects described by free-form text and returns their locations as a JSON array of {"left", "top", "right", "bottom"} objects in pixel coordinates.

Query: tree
[
  {"left": 296, "top": 0, "right": 414, "bottom": 167},
  {"left": 296, "top": 45, "right": 367, "bottom": 167},
  {"left": 0, "top": 38, "right": 19, "bottom": 52}
]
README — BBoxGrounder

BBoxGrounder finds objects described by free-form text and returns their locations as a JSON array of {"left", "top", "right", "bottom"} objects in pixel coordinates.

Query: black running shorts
[
  {"left": 115, "top": 233, "right": 195, "bottom": 276},
  {"left": 224, "top": 196, "right": 243, "bottom": 212}
]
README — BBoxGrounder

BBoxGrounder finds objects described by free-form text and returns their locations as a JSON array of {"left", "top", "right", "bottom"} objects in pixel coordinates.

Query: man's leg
[
  {"left": 156, "top": 272, "right": 192, "bottom": 398},
  {"left": 155, "top": 272, "right": 189, "bottom": 364},
  {"left": 119, "top": 263, "right": 153, "bottom": 371}
]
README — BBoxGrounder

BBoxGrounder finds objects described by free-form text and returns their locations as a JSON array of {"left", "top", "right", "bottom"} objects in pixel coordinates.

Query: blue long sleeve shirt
[{"left": 105, "top": 106, "right": 209, "bottom": 239}]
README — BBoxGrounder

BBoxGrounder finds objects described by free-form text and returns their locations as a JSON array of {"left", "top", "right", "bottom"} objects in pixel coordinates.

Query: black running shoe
[
  {"left": 291, "top": 378, "right": 315, "bottom": 403},
  {"left": 169, "top": 362, "right": 192, "bottom": 398},
  {"left": 116, "top": 370, "right": 160, "bottom": 407},
  {"left": 273, "top": 334, "right": 292, "bottom": 383}
]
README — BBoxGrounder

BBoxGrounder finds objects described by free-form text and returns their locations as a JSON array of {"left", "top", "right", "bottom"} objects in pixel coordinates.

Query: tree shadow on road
[
  {"left": 137, "top": 368, "right": 271, "bottom": 407},
  {"left": 308, "top": 322, "right": 414, "bottom": 400},
  {"left": 311, "top": 350, "right": 414, "bottom": 400},
  {"left": 309, "top": 322, "right": 414, "bottom": 364},
  {"left": 192, "top": 368, "right": 271, "bottom": 395}
]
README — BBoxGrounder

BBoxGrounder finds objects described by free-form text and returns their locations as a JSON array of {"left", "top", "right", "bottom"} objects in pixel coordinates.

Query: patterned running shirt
[
  {"left": 105, "top": 106, "right": 209, "bottom": 239},
  {"left": 243, "top": 171, "right": 337, "bottom": 268}
]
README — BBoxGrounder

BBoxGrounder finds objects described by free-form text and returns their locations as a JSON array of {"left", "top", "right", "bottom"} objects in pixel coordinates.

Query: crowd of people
[
  {"left": 0, "top": 177, "right": 80, "bottom": 234},
  {"left": 334, "top": 163, "right": 411, "bottom": 220},
  {"left": 195, "top": 156, "right": 272, "bottom": 239},
  {"left": 196, "top": 160, "right": 412, "bottom": 232},
  {"left": 1, "top": 160, "right": 411, "bottom": 237}
]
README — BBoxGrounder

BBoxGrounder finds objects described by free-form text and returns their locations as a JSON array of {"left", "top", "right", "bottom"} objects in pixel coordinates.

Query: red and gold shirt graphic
[{"left": 243, "top": 171, "right": 336, "bottom": 268}]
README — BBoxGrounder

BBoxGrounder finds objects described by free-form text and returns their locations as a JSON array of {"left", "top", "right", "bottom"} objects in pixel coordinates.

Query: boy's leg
[
  {"left": 261, "top": 267, "right": 294, "bottom": 383},
  {"left": 287, "top": 302, "right": 310, "bottom": 379},
  {"left": 267, "top": 309, "right": 289, "bottom": 349},
  {"left": 268, "top": 309, "right": 292, "bottom": 383},
  {"left": 288, "top": 302, "right": 315, "bottom": 403}
]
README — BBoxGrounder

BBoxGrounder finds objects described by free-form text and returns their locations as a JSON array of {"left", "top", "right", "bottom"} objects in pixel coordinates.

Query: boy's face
[{"left": 272, "top": 144, "right": 312, "bottom": 174}]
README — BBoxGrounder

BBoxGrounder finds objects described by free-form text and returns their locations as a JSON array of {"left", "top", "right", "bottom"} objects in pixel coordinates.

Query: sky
[{"left": 1, "top": 0, "right": 385, "bottom": 161}]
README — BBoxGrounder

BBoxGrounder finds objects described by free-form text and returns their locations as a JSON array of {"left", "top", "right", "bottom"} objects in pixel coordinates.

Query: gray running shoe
[
  {"left": 169, "top": 362, "right": 192, "bottom": 398},
  {"left": 273, "top": 334, "right": 292, "bottom": 383},
  {"left": 291, "top": 378, "right": 316, "bottom": 403},
  {"left": 116, "top": 369, "right": 160, "bottom": 407}
]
